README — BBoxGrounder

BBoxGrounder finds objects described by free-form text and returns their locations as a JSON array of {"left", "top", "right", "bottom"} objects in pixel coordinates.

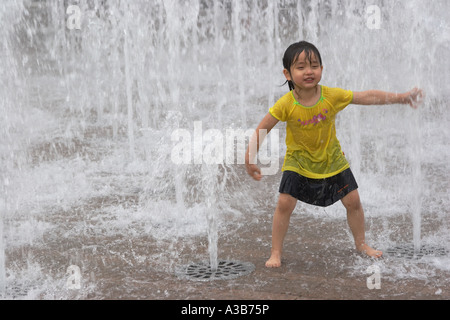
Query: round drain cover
[
  {"left": 176, "top": 260, "right": 255, "bottom": 281},
  {"left": 386, "top": 244, "right": 448, "bottom": 259}
]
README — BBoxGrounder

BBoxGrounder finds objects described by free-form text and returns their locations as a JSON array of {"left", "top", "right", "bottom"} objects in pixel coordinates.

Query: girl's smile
[{"left": 304, "top": 77, "right": 315, "bottom": 84}]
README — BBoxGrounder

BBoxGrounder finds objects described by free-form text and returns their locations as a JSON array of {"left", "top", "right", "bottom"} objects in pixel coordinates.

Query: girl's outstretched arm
[
  {"left": 245, "top": 113, "right": 279, "bottom": 181},
  {"left": 352, "top": 87, "right": 424, "bottom": 109}
]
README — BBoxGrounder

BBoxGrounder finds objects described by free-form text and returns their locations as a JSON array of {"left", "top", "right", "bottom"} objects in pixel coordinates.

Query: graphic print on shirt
[{"left": 297, "top": 108, "right": 329, "bottom": 126}]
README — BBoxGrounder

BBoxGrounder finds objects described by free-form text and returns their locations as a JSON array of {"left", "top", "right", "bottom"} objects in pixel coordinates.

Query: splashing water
[{"left": 0, "top": 0, "right": 449, "bottom": 298}]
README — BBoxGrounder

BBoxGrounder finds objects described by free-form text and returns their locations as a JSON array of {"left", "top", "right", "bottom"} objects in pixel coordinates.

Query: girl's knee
[
  {"left": 277, "top": 193, "right": 297, "bottom": 213},
  {"left": 341, "top": 190, "right": 362, "bottom": 212}
]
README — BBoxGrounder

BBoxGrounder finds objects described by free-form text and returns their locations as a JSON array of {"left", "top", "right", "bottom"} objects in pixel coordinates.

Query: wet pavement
[
  {"left": 59, "top": 208, "right": 449, "bottom": 301},
  {"left": 143, "top": 215, "right": 450, "bottom": 301}
]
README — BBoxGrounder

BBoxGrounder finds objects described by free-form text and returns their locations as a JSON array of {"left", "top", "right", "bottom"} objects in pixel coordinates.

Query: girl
[{"left": 245, "top": 41, "right": 424, "bottom": 268}]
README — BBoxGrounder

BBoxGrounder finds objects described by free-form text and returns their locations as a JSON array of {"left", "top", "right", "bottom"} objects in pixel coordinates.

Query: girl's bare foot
[
  {"left": 359, "top": 243, "right": 383, "bottom": 258},
  {"left": 265, "top": 245, "right": 381, "bottom": 269},
  {"left": 265, "top": 251, "right": 282, "bottom": 268}
]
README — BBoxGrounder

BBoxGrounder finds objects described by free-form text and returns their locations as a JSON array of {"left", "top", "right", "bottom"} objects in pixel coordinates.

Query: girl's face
[{"left": 284, "top": 51, "right": 323, "bottom": 90}]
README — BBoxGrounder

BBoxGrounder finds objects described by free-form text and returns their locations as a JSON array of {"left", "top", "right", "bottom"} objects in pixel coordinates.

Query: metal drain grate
[
  {"left": 386, "top": 244, "right": 448, "bottom": 259},
  {"left": 176, "top": 260, "right": 255, "bottom": 281}
]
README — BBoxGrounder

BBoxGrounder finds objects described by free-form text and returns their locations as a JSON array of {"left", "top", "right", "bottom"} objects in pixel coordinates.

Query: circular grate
[
  {"left": 385, "top": 244, "right": 448, "bottom": 259},
  {"left": 176, "top": 260, "right": 255, "bottom": 281}
]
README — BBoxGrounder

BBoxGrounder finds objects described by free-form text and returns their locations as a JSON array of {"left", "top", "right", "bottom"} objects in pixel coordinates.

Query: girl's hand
[
  {"left": 406, "top": 87, "right": 424, "bottom": 109},
  {"left": 246, "top": 163, "right": 262, "bottom": 181}
]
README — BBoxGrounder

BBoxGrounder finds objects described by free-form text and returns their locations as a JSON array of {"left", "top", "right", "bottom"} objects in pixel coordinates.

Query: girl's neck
[{"left": 293, "top": 85, "right": 320, "bottom": 105}]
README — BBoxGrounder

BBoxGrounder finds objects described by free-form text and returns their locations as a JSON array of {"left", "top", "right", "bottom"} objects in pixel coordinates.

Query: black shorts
[{"left": 279, "top": 168, "right": 358, "bottom": 207}]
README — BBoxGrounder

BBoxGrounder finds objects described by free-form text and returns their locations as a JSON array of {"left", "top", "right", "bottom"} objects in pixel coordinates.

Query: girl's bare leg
[
  {"left": 266, "top": 193, "right": 298, "bottom": 268},
  {"left": 341, "top": 190, "right": 382, "bottom": 258}
]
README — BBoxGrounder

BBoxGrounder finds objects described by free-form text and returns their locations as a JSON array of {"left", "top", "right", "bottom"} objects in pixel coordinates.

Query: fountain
[{"left": 0, "top": 0, "right": 449, "bottom": 299}]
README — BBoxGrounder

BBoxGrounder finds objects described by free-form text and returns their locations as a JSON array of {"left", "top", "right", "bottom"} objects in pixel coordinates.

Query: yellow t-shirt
[{"left": 269, "top": 85, "right": 353, "bottom": 179}]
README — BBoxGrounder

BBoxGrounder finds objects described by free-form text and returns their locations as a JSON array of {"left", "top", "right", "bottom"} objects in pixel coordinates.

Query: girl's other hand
[
  {"left": 407, "top": 87, "right": 424, "bottom": 109},
  {"left": 246, "top": 163, "right": 262, "bottom": 181}
]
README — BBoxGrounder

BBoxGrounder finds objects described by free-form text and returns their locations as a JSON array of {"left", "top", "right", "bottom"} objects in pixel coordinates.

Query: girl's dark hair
[{"left": 282, "top": 41, "right": 323, "bottom": 91}]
